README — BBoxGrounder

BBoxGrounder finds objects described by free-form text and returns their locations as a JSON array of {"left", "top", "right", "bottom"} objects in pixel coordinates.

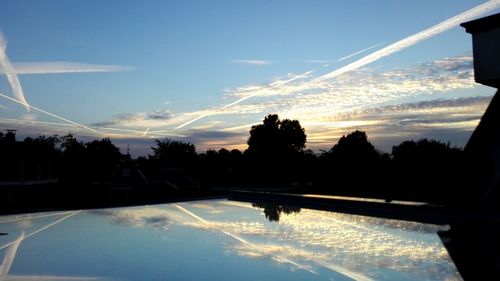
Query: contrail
[
  {"left": 174, "top": 113, "right": 210, "bottom": 130},
  {"left": 313, "top": 0, "right": 500, "bottom": 83},
  {"left": 94, "top": 126, "right": 186, "bottom": 137},
  {"left": 0, "top": 117, "right": 77, "bottom": 128},
  {"left": 174, "top": 70, "right": 314, "bottom": 130},
  {"left": 0, "top": 32, "right": 29, "bottom": 111},
  {"left": 141, "top": 127, "right": 150, "bottom": 137},
  {"left": 0, "top": 92, "right": 97, "bottom": 133},
  {"left": 336, "top": 42, "right": 386, "bottom": 62},
  {"left": 0, "top": 115, "right": 186, "bottom": 138}
]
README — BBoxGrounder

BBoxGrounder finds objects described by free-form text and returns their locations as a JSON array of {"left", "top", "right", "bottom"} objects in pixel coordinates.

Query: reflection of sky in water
[{"left": 0, "top": 200, "right": 462, "bottom": 281}]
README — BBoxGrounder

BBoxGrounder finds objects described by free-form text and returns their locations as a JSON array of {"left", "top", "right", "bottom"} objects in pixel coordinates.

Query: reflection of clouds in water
[
  {"left": 183, "top": 221, "right": 281, "bottom": 236},
  {"left": 94, "top": 201, "right": 459, "bottom": 280},
  {"left": 266, "top": 210, "right": 452, "bottom": 276},
  {"left": 93, "top": 208, "right": 172, "bottom": 231},
  {"left": 320, "top": 211, "right": 448, "bottom": 234},
  {"left": 181, "top": 202, "right": 459, "bottom": 281}
]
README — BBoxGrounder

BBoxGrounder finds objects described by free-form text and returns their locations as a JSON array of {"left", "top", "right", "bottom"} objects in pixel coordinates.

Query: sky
[{"left": 0, "top": 0, "right": 499, "bottom": 156}]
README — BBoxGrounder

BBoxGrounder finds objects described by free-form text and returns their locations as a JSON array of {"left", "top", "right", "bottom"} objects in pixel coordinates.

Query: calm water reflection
[{"left": 0, "top": 200, "right": 461, "bottom": 281}]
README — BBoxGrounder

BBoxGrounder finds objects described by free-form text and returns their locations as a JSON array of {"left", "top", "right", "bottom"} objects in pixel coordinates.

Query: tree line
[{"left": 0, "top": 114, "right": 473, "bottom": 205}]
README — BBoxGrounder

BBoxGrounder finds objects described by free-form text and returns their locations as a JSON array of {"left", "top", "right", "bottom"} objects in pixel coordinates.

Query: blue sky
[{"left": 0, "top": 0, "right": 499, "bottom": 156}]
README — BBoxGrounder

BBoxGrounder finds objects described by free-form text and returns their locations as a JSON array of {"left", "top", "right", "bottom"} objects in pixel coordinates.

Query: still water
[{"left": 0, "top": 199, "right": 461, "bottom": 281}]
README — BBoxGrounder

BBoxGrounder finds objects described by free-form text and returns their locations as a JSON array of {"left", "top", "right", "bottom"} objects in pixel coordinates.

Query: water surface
[{"left": 0, "top": 199, "right": 461, "bottom": 281}]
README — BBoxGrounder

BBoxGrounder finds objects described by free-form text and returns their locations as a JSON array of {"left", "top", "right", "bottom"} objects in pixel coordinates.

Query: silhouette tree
[
  {"left": 151, "top": 139, "right": 197, "bottom": 168},
  {"left": 86, "top": 138, "right": 122, "bottom": 183},
  {"left": 247, "top": 114, "right": 306, "bottom": 158},
  {"left": 22, "top": 135, "right": 60, "bottom": 179},
  {"left": 59, "top": 134, "right": 88, "bottom": 183},
  {"left": 391, "top": 138, "right": 464, "bottom": 203},
  {"left": 245, "top": 114, "right": 307, "bottom": 184},
  {"left": 0, "top": 130, "right": 21, "bottom": 180},
  {"left": 328, "top": 130, "right": 379, "bottom": 160},
  {"left": 319, "top": 130, "right": 385, "bottom": 195}
]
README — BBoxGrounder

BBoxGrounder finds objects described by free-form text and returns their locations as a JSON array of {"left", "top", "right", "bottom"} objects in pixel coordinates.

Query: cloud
[
  {"left": 7, "top": 62, "right": 131, "bottom": 74},
  {"left": 174, "top": 54, "right": 476, "bottom": 133},
  {"left": 175, "top": 56, "right": 478, "bottom": 130},
  {"left": 174, "top": 70, "right": 314, "bottom": 129},
  {"left": 92, "top": 110, "right": 172, "bottom": 128},
  {"left": 230, "top": 60, "right": 272, "bottom": 66}
]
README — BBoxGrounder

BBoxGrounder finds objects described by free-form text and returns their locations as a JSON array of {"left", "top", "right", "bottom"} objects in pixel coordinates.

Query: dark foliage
[
  {"left": 247, "top": 114, "right": 306, "bottom": 158},
  {"left": 245, "top": 114, "right": 308, "bottom": 185},
  {"left": 391, "top": 139, "right": 465, "bottom": 204},
  {"left": 151, "top": 139, "right": 197, "bottom": 169}
]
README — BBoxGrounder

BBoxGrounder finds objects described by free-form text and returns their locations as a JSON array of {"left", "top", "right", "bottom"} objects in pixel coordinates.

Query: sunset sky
[{"left": 1, "top": 0, "right": 499, "bottom": 156}]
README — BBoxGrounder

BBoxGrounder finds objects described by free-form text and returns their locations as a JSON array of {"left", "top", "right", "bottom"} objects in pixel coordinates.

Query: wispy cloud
[
  {"left": 91, "top": 110, "right": 172, "bottom": 128},
  {"left": 8, "top": 62, "right": 131, "bottom": 74},
  {"left": 230, "top": 59, "right": 272, "bottom": 66},
  {"left": 174, "top": 70, "right": 314, "bottom": 129},
  {"left": 175, "top": 56, "right": 477, "bottom": 127}
]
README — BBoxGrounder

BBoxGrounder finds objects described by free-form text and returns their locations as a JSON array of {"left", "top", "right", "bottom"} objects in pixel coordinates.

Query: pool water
[{"left": 0, "top": 199, "right": 461, "bottom": 281}]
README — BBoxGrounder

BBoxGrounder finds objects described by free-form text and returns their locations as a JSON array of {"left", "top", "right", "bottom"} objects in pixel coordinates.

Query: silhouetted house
[
  {"left": 461, "top": 13, "right": 500, "bottom": 207},
  {"left": 435, "top": 13, "right": 500, "bottom": 281},
  {"left": 109, "top": 162, "right": 148, "bottom": 203},
  {"left": 110, "top": 163, "right": 199, "bottom": 202},
  {"left": 110, "top": 162, "right": 148, "bottom": 187}
]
